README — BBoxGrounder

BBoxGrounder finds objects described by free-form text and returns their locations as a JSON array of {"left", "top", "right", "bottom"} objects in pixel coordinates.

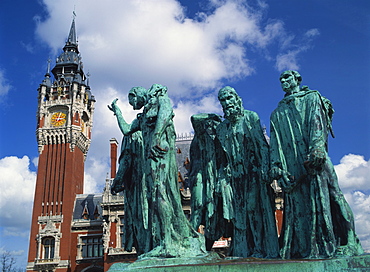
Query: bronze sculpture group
[{"left": 109, "top": 71, "right": 363, "bottom": 260}]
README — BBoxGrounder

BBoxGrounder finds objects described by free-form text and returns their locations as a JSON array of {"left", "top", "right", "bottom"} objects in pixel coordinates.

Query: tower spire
[
  {"left": 53, "top": 16, "right": 82, "bottom": 81},
  {"left": 41, "top": 58, "right": 51, "bottom": 87},
  {"left": 63, "top": 15, "right": 79, "bottom": 54},
  {"left": 67, "top": 17, "right": 77, "bottom": 45}
]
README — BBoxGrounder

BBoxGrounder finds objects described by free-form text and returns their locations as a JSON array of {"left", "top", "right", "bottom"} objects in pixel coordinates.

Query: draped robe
[
  {"left": 270, "top": 87, "right": 363, "bottom": 258},
  {"left": 217, "top": 110, "right": 279, "bottom": 258}
]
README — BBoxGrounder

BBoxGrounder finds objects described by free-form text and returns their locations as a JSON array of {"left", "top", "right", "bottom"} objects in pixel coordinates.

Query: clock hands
[
  {"left": 55, "top": 112, "right": 62, "bottom": 122},
  {"left": 51, "top": 112, "right": 66, "bottom": 126}
]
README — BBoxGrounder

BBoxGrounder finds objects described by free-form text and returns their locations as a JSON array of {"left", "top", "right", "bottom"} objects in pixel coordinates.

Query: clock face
[{"left": 51, "top": 112, "right": 67, "bottom": 127}]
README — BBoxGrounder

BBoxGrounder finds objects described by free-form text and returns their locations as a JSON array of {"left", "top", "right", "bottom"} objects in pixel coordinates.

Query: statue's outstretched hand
[{"left": 108, "top": 98, "right": 120, "bottom": 115}]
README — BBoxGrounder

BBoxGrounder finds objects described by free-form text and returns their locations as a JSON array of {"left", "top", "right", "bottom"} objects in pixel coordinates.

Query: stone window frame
[
  {"left": 42, "top": 237, "right": 55, "bottom": 259},
  {"left": 77, "top": 234, "right": 103, "bottom": 259}
]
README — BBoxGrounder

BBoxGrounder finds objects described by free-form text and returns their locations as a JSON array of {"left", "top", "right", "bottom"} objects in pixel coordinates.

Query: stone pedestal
[{"left": 108, "top": 254, "right": 370, "bottom": 271}]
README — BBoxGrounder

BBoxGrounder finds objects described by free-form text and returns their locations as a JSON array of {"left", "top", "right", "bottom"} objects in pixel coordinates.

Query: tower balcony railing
[
  {"left": 42, "top": 98, "right": 72, "bottom": 107},
  {"left": 34, "top": 257, "right": 60, "bottom": 265},
  {"left": 109, "top": 195, "right": 124, "bottom": 203},
  {"left": 101, "top": 194, "right": 124, "bottom": 205}
]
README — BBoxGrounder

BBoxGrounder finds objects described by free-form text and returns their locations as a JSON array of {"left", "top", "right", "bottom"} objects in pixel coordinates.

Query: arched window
[{"left": 42, "top": 237, "right": 55, "bottom": 259}]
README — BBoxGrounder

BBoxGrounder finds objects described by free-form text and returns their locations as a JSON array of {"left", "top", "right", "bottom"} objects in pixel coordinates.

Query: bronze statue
[
  {"left": 190, "top": 87, "right": 279, "bottom": 258},
  {"left": 189, "top": 113, "right": 232, "bottom": 251},
  {"left": 109, "top": 84, "right": 206, "bottom": 258},
  {"left": 270, "top": 70, "right": 363, "bottom": 258}
]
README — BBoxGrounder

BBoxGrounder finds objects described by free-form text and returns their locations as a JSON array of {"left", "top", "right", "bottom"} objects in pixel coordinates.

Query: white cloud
[
  {"left": 84, "top": 157, "right": 110, "bottom": 194},
  {"left": 275, "top": 50, "right": 300, "bottom": 71},
  {"left": 305, "top": 28, "right": 320, "bottom": 38},
  {"left": 35, "top": 0, "right": 288, "bottom": 97},
  {"left": 275, "top": 28, "right": 320, "bottom": 71},
  {"left": 21, "top": 41, "right": 35, "bottom": 54},
  {"left": 173, "top": 94, "right": 222, "bottom": 134},
  {"left": 335, "top": 154, "right": 370, "bottom": 252},
  {"left": 32, "top": 157, "right": 39, "bottom": 168},
  {"left": 0, "top": 69, "right": 12, "bottom": 98},
  {"left": 0, "top": 246, "right": 24, "bottom": 256},
  {"left": 3, "top": 227, "right": 29, "bottom": 238},
  {"left": 335, "top": 154, "right": 370, "bottom": 191},
  {"left": 0, "top": 156, "right": 36, "bottom": 233}
]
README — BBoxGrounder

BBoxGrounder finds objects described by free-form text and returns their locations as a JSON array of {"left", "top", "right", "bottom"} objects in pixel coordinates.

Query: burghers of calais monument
[
  {"left": 109, "top": 84, "right": 206, "bottom": 258},
  {"left": 108, "top": 73, "right": 364, "bottom": 268},
  {"left": 270, "top": 70, "right": 363, "bottom": 259}
]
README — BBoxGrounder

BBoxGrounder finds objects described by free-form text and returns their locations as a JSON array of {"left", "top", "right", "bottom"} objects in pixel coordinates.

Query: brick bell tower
[{"left": 27, "top": 17, "right": 95, "bottom": 271}]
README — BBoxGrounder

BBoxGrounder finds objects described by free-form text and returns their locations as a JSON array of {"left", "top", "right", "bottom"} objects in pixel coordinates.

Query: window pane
[
  {"left": 50, "top": 245, "right": 55, "bottom": 259},
  {"left": 82, "top": 245, "right": 86, "bottom": 257},
  {"left": 93, "top": 244, "right": 98, "bottom": 256},
  {"left": 99, "top": 245, "right": 103, "bottom": 256},
  {"left": 88, "top": 244, "right": 92, "bottom": 257},
  {"left": 45, "top": 247, "right": 49, "bottom": 259}
]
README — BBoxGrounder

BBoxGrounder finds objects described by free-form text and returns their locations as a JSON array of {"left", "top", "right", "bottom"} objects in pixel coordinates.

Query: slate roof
[{"left": 73, "top": 194, "right": 103, "bottom": 221}]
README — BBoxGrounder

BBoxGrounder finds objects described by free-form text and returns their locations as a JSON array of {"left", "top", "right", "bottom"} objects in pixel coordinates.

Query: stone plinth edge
[{"left": 108, "top": 253, "right": 370, "bottom": 271}]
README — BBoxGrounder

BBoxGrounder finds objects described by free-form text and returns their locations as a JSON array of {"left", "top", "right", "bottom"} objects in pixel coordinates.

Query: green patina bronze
[
  {"left": 270, "top": 70, "right": 363, "bottom": 259},
  {"left": 190, "top": 87, "right": 279, "bottom": 258},
  {"left": 110, "top": 130, "right": 151, "bottom": 255},
  {"left": 189, "top": 113, "right": 232, "bottom": 251},
  {"left": 108, "top": 73, "right": 364, "bottom": 268},
  {"left": 109, "top": 84, "right": 206, "bottom": 258}
]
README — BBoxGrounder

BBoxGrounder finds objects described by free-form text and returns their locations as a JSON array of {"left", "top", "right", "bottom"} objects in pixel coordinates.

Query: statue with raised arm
[
  {"left": 215, "top": 86, "right": 279, "bottom": 258},
  {"left": 189, "top": 113, "right": 232, "bottom": 251},
  {"left": 109, "top": 128, "right": 150, "bottom": 255},
  {"left": 109, "top": 84, "right": 206, "bottom": 258},
  {"left": 269, "top": 70, "right": 363, "bottom": 259}
]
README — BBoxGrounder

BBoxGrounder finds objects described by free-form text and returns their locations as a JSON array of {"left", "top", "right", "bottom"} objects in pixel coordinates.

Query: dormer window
[{"left": 82, "top": 201, "right": 89, "bottom": 220}]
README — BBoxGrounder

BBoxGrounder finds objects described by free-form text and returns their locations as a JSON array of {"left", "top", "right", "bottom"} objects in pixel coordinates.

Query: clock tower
[{"left": 27, "top": 17, "right": 95, "bottom": 271}]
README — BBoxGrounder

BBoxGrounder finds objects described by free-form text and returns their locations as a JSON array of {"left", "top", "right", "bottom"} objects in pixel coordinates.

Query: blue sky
[{"left": 0, "top": 0, "right": 369, "bottom": 268}]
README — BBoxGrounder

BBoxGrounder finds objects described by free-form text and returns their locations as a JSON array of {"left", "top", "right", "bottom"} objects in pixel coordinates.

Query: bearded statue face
[{"left": 218, "top": 88, "right": 243, "bottom": 122}]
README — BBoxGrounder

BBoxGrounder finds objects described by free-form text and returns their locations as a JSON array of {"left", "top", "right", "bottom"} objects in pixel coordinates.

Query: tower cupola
[{"left": 51, "top": 17, "right": 85, "bottom": 85}]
